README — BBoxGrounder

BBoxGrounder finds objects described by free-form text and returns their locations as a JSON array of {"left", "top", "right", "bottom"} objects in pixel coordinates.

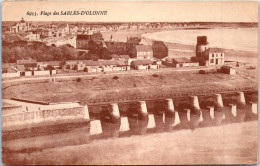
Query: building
[
  {"left": 171, "top": 57, "right": 199, "bottom": 68},
  {"left": 2, "top": 63, "right": 17, "bottom": 73},
  {"left": 76, "top": 32, "right": 103, "bottom": 50},
  {"left": 194, "top": 36, "right": 225, "bottom": 66},
  {"left": 111, "top": 54, "right": 120, "bottom": 60},
  {"left": 219, "top": 65, "right": 236, "bottom": 75},
  {"left": 126, "top": 37, "right": 141, "bottom": 52},
  {"left": 16, "top": 59, "right": 37, "bottom": 71},
  {"left": 119, "top": 55, "right": 130, "bottom": 60},
  {"left": 130, "top": 45, "right": 153, "bottom": 59},
  {"left": 10, "top": 18, "right": 30, "bottom": 33},
  {"left": 196, "top": 48, "right": 225, "bottom": 66},
  {"left": 163, "top": 57, "right": 199, "bottom": 68},
  {"left": 152, "top": 41, "right": 168, "bottom": 59},
  {"left": 131, "top": 59, "right": 158, "bottom": 70},
  {"left": 37, "top": 61, "right": 61, "bottom": 70},
  {"left": 196, "top": 36, "right": 209, "bottom": 58},
  {"left": 111, "top": 54, "right": 130, "bottom": 60},
  {"left": 76, "top": 34, "right": 92, "bottom": 49},
  {"left": 105, "top": 41, "right": 127, "bottom": 55}
]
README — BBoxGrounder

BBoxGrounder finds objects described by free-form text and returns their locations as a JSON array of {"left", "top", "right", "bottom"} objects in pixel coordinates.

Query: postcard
[{"left": 1, "top": 1, "right": 258, "bottom": 165}]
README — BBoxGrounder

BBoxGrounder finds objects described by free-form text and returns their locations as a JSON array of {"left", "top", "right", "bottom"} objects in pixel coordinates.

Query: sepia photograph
[{"left": 1, "top": 1, "right": 258, "bottom": 165}]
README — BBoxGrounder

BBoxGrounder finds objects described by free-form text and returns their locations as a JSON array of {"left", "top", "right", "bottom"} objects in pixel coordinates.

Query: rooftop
[
  {"left": 76, "top": 34, "right": 91, "bottom": 40},
  {"left": 131, "top": 59, "right": 153, "bottom": 66},
  {"left": 83, "top": 60, "right": 101, "bottom": 66},
  {"left": 207, "top": 48, "right": 224, "bottom": 53},
  {"left": 172, "top": 57, "right": 190, "bottom": 63},
  {"left": 135, "top": 45, "right": 152, "bottom": 52},
  {"left": 119, "top": 55, "right": 130, "bottom": 59},
  {"left": 17, "top": 59, "right": 37, "bottom": 65}
]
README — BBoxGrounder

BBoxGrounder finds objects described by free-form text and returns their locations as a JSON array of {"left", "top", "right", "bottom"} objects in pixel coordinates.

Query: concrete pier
[
  {"left": 209, "top": 106, "right": 214, "bottom": 119},
  {"left": 189, "top": 96, "right": 201, "bottom": 129},
  {"left": 84, "top": 105, "right": 90, "bottom": 120},
  {"left": 251, "top": 103, "right": 258, "bottom": 115},
  {"left": 127, "top": 101, "right": 148, "bottom": 135},
  {"left": 222, "top": 104, "right": 236, "bottom": 123},
  {"left": 119, "top": 117, "right": 130, "bottom": 132},
  {"left": 245, "top": 102, "right": 258, "bottom": 121},
  {"left": 153, "top": 101, "right": 164, "bottom": 131},
  {"left": 147, "top": 114, "right": 156, "bottom": 129},
  {"left": 100, "top": 104, "right": 121, "bottom": 137},
  {"left": 165, "top": 99, "right": 180, "bottom": 129},
  {"left": 178, "top": 106, "right": 190, "bottom": 128},
  {"left": 236, "top": 92, "right": 246, "bottom": 122},
  {"left": 202, "top": 106, "right": 214, "bottom": 121},
  {"left": 213, "top": 94, "right": 224, "bottom": 125},
  {"left": 90, "top": 120, "right": 103, "bottom": 135}
]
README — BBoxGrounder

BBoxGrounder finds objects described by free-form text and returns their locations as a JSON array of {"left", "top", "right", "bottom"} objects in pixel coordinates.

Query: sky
[{"left": 2, "top": 1, "right": 258, "bottom": 22}]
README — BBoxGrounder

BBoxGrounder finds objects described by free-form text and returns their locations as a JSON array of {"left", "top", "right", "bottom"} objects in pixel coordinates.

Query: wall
[
  {"left": 2, "top": 72, "right": 20, "bottom": 78},
  {"left": 137, "top": 65, "right": 149, "bottom": 70},
  {"left": 34, "top": 70, "right": 50, "bottom": 76},
  {"left": 25, "top": 71, "right": 32, "bottom": 76},
  {"left": 52, "top": 70, "right": 57, "bottom": 75},
  {"left": 2, "top": 106, "right": 87, "bottom": 129},
  {"left": 149, "top": 65, "right": 158, "bottom": 69}
]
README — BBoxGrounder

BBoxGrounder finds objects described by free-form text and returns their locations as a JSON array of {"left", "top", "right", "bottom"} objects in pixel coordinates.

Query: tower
[{"left": 196, "top": 36, "right": 209, "bottom": 58}]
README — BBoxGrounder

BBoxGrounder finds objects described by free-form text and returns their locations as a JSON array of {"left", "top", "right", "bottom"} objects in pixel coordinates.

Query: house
[
  {"left": 77, "top": 49, "right": 90, "bottom": 56},
  {"left": 16, "top": 59, "right": 37, "bottom": 70},
  {"left": 116, "top": 60, "right": 130, "bottom": 71},
  {"left": 111, "top": 54, "right": 120, "bottom": 60},
  {"left": 130, "top": 45, "right": 153, "bottom": 59},
  {"left": 2, "top": 63, "right": 17, "bottom": 73},
  {"left": 152, "top": 41, "right": 168, "bottom": 59},
  {"left": 83, "top": 60, "right": 102, "bottom": 72},
  {"left": 99, "top": 60, "right": 118, "bottom": 68},
  {"left": 76, "top": 34, "right": 92, "bottom": 49},
  {"left": 37, "top": 61, "right": 61, "bottom": 70},
  {"left": 195, "top": 36, "right": 225, "bottom": 66},
  {"left": 10, "top": 18, "right": 30, "bottom": 33},
  {"left": 76, "top": 32, "right": 103, "bottom": 50},
  {"left": 63, "top": 60, "right": 79, "bottom": 70},
  {"left": 219, "top": 65, "right": 236, "bottom": 75},
  {"left": 168, "top": 57, "right": 199, "bottom": 68},
  {"left": 119, "top": 55, "right": 130, "bottom": 60},
  {"left": 131, "top": 59, "right": 158, "bottom": 70},
  {"left": 126, "top": 37, "right": 141, "bottom": 52},
  {"left": 195, "top": 47, "right": 225, "bottom": 66},
  {"left": 105, "top": 41, "right": 127, "bottom": 54}
]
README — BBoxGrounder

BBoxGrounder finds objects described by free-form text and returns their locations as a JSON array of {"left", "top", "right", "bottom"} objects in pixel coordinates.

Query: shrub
[
  {"left": 152, "top": 74, "right": 159, "bottom": 77},
  {"left": 76, "top": 78, "right": 81, "bottom": 82},
  {"left": 199, "top": 70, "right": 206, "bottom": 74},
  {"left": 112, "top": 76, "right": 119, "bottom": 80}
]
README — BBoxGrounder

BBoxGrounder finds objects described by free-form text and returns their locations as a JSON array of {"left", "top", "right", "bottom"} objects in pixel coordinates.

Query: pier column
[
  {"left": 82, "top": 105, "right": 91, "bottom": 136},
  {"left": 83, "top": 105, "right": 90, "bottom": 120},
  {"left": 251, "top": 102, "right": 258, "bottom": 115},
  {"left": 189, "top": 96, "right": 201, "bottom": 129},
  {"left": 201, "top": 106, "right": 214, "bottom": 123},
  {"left": 127, "top": 101, "right": 148, "bottom": 135},
  {"left": 245, "top": 102, "right": 258, "bottom": 121},
  {"left": 222, "top": 104, "right": 236, "bottom": 123},
  {"left": 213, "top": 94, "right": 224, "bottom": 125},
  {"left": 90, "top": 120, "right": 103, "bottom": 135},
  {"left": 178, "top": 105, "right": 190, "bottom": 128},
  {"left": 153, "top": 101, "right": 164, "bottom": 132},
  {"left": 100, "top": 103, "right": 121, "bottom": 138},
  {"left": 236, "top": 92, "right": 246, "bottom": 122},
  {"left": 165, "top": 99, "right": 179, "bottom": 130}
]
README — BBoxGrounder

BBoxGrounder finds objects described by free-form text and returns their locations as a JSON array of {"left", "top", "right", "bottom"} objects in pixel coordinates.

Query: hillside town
[{"left": 2, "top": 18, "right": 239, "bottom": 78}]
